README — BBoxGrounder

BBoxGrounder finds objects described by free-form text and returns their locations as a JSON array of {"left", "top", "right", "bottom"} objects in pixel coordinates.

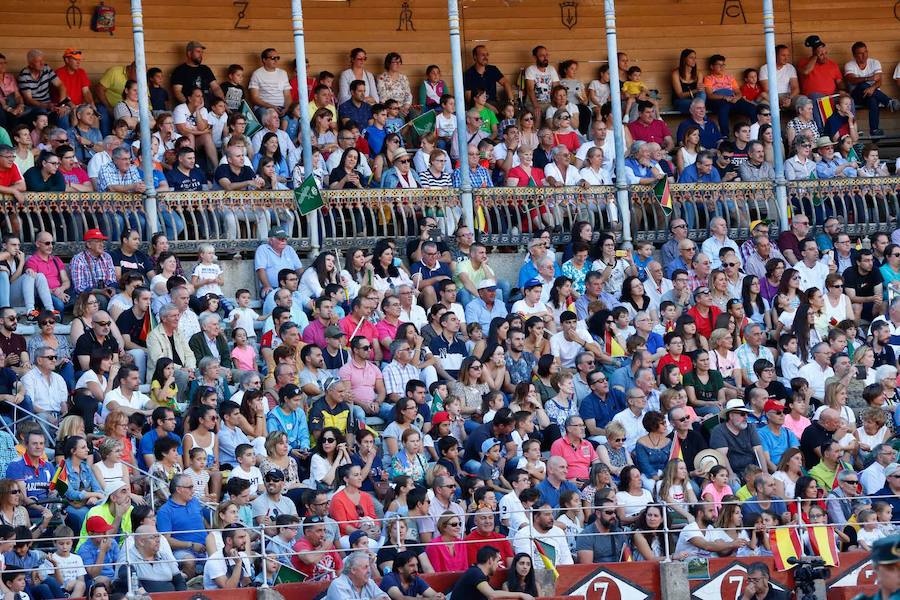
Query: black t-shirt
[
  {"left": 171, "top": 63, "right": 217, "bottom": 100},
  {"left": 23, "top": 167, "right": 65, "bottom": 192},
  {"left": 116, "top": 308, "right": 146, "bottom": 348},
  {"left": 451, "top": 566, "right": 490, "bottom": 600},
  {"left": 109, "top": 249, "right": 153, "bottom": 278},
  {"left": 842, "top": 265, "right": 883, "bottom": 300},
  {"left": 668, "top": 429, "right": 707, "bottom": 475},
  {"left": 322, "top": 347, "right": 349, "bottom": 372},
  {"left": 874, "top": 344, "right": 897, "bottom": 369},
  {"left": 743, "top": 380, "right": 790, "bottom": 403},
  {"left": 405, "top": 237, "right": 451, "bottom": 264},
  {"left": 74, "top": 330, "right": 120, "bottom": 361},
  {"left": 715, "top": 161, "right": 739, "bottom": 180},
  {"left": 463, "top": 65, "right": 505, "bottom": 103},
  {"left": 214, "top": 164, "right": 255, "bottom": 189},
  {"left": 799, "top": 421, "right": 833, "bottom": 469}
]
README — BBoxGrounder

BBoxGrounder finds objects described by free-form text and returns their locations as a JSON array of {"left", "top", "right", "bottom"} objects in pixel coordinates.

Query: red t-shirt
[
  {"left": 55, "top": 67, "right": 90, "bottom": 105},
  {"left": 463, "top": 531, "right": 514, "bottom": 566},
  {"left": 687, "top": 304, "right": 723, "bottom": 340},
  {"left": 0, "top": 165, "right": 22, "bottom": 187},
  {"left": 507, "top": 166, "right": 545, "bottom": 187},
  {"left": 291, "top": 538, "right": 343, "bottom": 581},
  {"left": 656, "top": 353, "right": 694, "bottom": 376},
  {"left": 798, "top": 58, "right": 842, "bottom": 96},
  {"left": 627, "top": 119, "right": 672, "bottom": 145},
  {"left": 740, "top": 84, "right": 762, "bottom": 102}
]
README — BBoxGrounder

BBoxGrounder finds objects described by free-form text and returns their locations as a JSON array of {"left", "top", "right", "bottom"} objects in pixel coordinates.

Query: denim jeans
[
  {"left": 851, "top": 83, "right": 892, "bottom": 131},
  {"left": 673, "top": 91, "right": 707, "bottom": 114},
  {"left": 0, "top": 272, "right": 50, "bottom": 312},
  {"left": 707, "top": 92, "right": 757, "bottom": 137}
]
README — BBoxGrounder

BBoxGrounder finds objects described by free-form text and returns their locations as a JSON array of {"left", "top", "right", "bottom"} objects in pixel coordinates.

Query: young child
[
  {"left": 858, "top": 508, "right": 887, "bottom": 550},
  {"left": 325, "top": 282, "right": 349, "bottom": 318},
  {"left": 147, "top": 67, "right": 170, "bottom": 113},
  {"left": 522, "top": 438, "right": 546, "bottom": 484},
  {"left": 1, "top": 572, "right": 27, "bottom": 600},
  {"left": 435, "top": 94, "right": 457, "bottom": 152},
  {"left": 197, "top": 294, "right": 222, "bottom": 322},
  {"left": 186, "top": 447, "right": 213, "bottom": 501},
  {"left": 436, "top": 435, "right": 461, "bottom": 480},
  {"left": 477, "top": 438, "right": 511, "bottom": 494},
  {"left": 267, "top": 514, "right": 301, "bottom": 566},
  {"left": 465, "top": 322, "right": 483, "bottom": 354},
  {"left": 875, "top": 501, "right": 897, "bottom": 536},
  {"left": 30, "top": 114, "right": 49, "bottom": 150},
  {"left": 112, "top": 118, "right": 130, "bottom": 142},
  {"left": 622, "top": 66, "right": 656, "bottom": 121},
  {"left": 701, "top": 465, "right": 731, "bottom": 516},
  {"left": 230, "top": 444, "right": 264, "bottom": 497},
  {"left": 444, "top": 395, "right": 467, "bottom": 444},
  {"left": 281, "top": 102, "right": 302, "bottom": 145},
  {"left": 481, "top": 391, "right": 505, "bottom": 424},
  {"left": 222, "top": 64, "right": 246, "bottom": 112},
  {"left": 49, "top": 525, "right": 86, "bottom": 599},
  {"left": 510, "top": 410, "right": 534, "bottom": 456},
  {"left": 150, "top": 358, "right": 179, "bottom": 411},
  {"left": 384, "top": 99, "right": 404, "bottom": 134},
  {"left": 363, "top": 103, "right": 388, "bottom": 158},
  {"left": 191, "top": 244, "right": 234, "bottom": 316},
  {"left": 207, "top": 97, "right": 229, "bottom": 150},
  {"left": 497, "top": 101, "right": 518, "bottom": 135},
  {"left": 420, "top": 65, "right": 446, "bottom": 112},
  {"left": 6, "top": 526, "right": 63, "bottom": 599},
  {"left": 588, "top": 64, "right": 611, "bottom": 108},
  {"left": 655, "top": 301, "right": 679, "bottom": 335},
  {"left": 230, "top": 289, "right": 264, "bottom": 341},
  {"left": 255, "top": 556, "right": 281, "bottom": 587},
  {"left": 472, "top": 88, "right": 498, "bottom": 137},
  {"left": 740, "top": 68, "right": 767, "bottom": 104},
  {"left": 632, "top": 241, "right": 655, "bottom": 281},
  {"left": 429, "top": 380, "right": 448, "bottom": 413},
  {"left": 230, "top": 327, "right": 258, "bottom": 372},
  {"left": 424, "top": 411, "right": 450, "bottom": 462}
]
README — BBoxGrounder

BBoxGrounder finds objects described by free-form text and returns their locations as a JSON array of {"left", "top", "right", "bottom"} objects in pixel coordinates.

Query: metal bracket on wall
[{"left": 234, "top": 0, "right": 250, "bottom": 29}]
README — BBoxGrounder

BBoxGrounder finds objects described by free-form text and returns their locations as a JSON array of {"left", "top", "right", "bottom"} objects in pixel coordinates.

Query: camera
[{"left": 789, "top": 556, "right": 830, "bottom": 600}]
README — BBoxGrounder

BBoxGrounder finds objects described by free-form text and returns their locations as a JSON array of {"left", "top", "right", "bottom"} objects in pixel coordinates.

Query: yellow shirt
[{"left": 100, "top": 65, "right": 129, "bottom": 107}]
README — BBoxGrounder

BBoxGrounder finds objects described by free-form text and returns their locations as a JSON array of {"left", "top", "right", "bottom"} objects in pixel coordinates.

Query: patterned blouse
[{"left": 377, "top": 73, "right": 413, "bottom": 107}]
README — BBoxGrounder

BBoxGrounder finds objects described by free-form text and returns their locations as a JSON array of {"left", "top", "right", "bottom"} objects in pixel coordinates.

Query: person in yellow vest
[{"left": 75, "top": 481, "right": 133, "bottom": 550}]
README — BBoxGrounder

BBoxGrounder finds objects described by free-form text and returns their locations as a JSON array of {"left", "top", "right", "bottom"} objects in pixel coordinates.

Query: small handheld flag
[
  {"left": 670, "top": 435, "right": 684, "bottom": 462},
  {"left": 654, "top": 178, "right": 673, "bottom": 217},
  {"left": 294, "top": 175, "right": 324, "bottom": 216},
  {"left": 770, "top": 527, "right": 803, "bottom": 571},
  {"left": 49, "top": 461, "right": 68, "bottom": 497},
  {"left": 534, "top": 540, "right": 559, "bottom": 578},
  {"left": 273, "top": 563, "right": 306, "bottom": 584},
  {"left": 241, "top": 101, "right": 263, "bottom": 138},
  {"left": 808, "top": 525, "right": 840, "bottom": 567},
  {"left": 403, "top": 110, "right": 436, "bottom": 137}
]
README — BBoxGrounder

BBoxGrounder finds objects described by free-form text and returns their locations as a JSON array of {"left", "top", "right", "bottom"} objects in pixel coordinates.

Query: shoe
[
  {"left": 889, "top": 99, "right": 900, "bottom": 113},
  {"left": 871, "top": 129, "right": 885, "bottom": 137},
  {"left": 25, "top": 310, "right": 39, "bottom": 322}
]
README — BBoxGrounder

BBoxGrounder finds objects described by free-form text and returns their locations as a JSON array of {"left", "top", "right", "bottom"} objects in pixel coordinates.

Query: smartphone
[
  {"left": 856, "top": 365, "right": 867, "bottom": 380},
  {"left": 615, "top": 250, "right": 628, "bottom": 258}
]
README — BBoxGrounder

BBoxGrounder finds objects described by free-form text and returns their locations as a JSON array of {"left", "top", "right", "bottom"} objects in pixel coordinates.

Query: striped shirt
[
  {"left": 418, "top": 170, "right": 452, "bottom": 188},
  {"left": 17, "top": 65, "right": 57, "bottom": 103}
]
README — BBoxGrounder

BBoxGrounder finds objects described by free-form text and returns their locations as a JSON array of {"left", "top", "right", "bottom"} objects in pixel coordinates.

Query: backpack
[{"left": 91, "top": 1, "right": 116, "bottom": 34}]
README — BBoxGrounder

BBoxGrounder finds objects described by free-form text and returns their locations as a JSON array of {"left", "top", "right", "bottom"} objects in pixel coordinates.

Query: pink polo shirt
[
  {"left": 339, "top": 359, "right": 382, "bottom": 406},
  {"left": 25, "top": 253, "right": 66, "bottom": 290},
  {"left": 339, "top": 314, "right": 378, "bottom": 361},
  {"left": 375, "top": 318, "right": 402, "bottom": 361},
  {"left": 550, "top": 437, "right": 597, "bottom": 481}
]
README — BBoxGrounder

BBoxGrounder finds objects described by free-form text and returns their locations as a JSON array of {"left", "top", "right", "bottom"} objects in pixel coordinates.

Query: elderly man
[
  {"left": 826, "top": 469, "right": 865, "bottom": 527},
  {"left": 452, "top": 142, "right": 493, "bottom": 190},
  {"left": 739, "top": 141, "right": 776, "bottom": 181},
  {"left": 686, "top": 286, "right": 721, "bottom": 339},
  {"left": 96, "top": 146, "right": 145, "bottom": 193},
  {"left": 326, "top": 551, "right": 389, "bottom": 600},
  {"left": 711, "top": 398, "right": 767, "bottom": 477},
  {"left": 123, "top": 525, "right": 186, "bottom": 592},
  {"left": 576, "top": 498, "right": 627, "bottom": 564},
  {"left": 660, "top": 218, "right": 690, "bottom": 272},
  {"left": 69, "top": 229, "right": 117, "bottom": 299},
  {"left": 18, "top": 49, "right": 70, "bottom": 123},
  {"left": 76, "top": 481, "right": 133, "bottom": 548},
  {"left": 21, "top": 347, "right": 65, "bottom": 424},
  {"left": 744, "top": 233, "right": 785, "bottom": 280},
  {"left": 517, "top": 237, "right": 561, "bottom": 290},
  {"left": 735, "top": 324, "right": 775, "bottom": 386},
  {"left": 426, "top": 475, "right": 465, "bottom": 537},
  {"left": 248, "top": 48, "right": 291, "bottom": 117},
  {"left": 383, "top": 341, "right": 420, "bottom": 406},
  {"left": 170, "top": 41, "right": 223, "bottom": 104},
  {"left": 550, "top": 416, "right": 598, "bottom": 483},
  {"left": 255, "top": 225, "right": 303, "bottom": 300},
  {"left": 87, "top": 135, "right": 121, "bottom": 186},
  {"left": 700, "top": 217, "right": 741, "bottom": 270},
  {"left": 463, "top": 508, "right": 514, "bottom": 567},
  {"left": 189, "top": 313, "right": 234, "bottom": 373},
  {"left": 743, "top": 474, "right": 791, "bottom": 525},
  {"left": 678, "top": 150, "right": 721, "bottom": 184},
  {"left": 170, "top": 285, "right": 201, "bottom": 341},
  {"left": 148, "top": 303, "right": 196, "bottom": 403},
  {"left": 575, "top": 119, "right": 614, "bottom": 175},
  {"left": 465, "top": 279, "right": 508, "bottom": 331},
  {"left": 411, "top": 241, "right": 453, "bottom": 308},
  {"left": 800, "top": 407, "right": 840, "bottom": 468},
  {"left": 643, "top": 261, "right": 672, "bottom": 308},
  {"left": 798, "top": 342, "right": 835, "bottom": 400},
  {"left": 251, "top": 108, "right": 297, "bottom": 161},
  {"left": 0, "top": 145, "right": 26, "bottom": 202},
  {"left": 157, "top": 473, "right": 208, "bottom": 578},
  {"left": 862, "top": 445, "right": 898, "bottom": 495},
  {"left": 451, "top": 116, "right": 488, "bottom": 163},
  {"left": 676, "top": 97, "right": 723, "bottom": 148},
  {"left": 776, "top": 213, "right": 810, "bottom": 266},
  {"left": 665, "top": 239, "right": 696, "bottom": 279}
]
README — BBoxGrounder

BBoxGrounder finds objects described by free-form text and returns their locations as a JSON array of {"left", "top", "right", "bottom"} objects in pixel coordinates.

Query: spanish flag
[
  {"left": 474, "top": 203, "right": 488, "bottom": 233},
  {"left": 620, "top": 543, "right": 633, "bottom": 562},
  {"left": 49, "top": 461, "right": 68, "bottom": 497},
  {"left": 770, "top": 527, "right": 803, "bottom": 571},
  {"left": 670, "top": 435, "right": 684, "bottom": 462},
  {"left": 808, "top": 525, "right": 840, "bottom": 567},
  {"left": 534, "top": 540, "right": 559, "bottom": 578},
  {"left": 816, "top": 95, "right": 836, "bottom": 122},
  {"left": 654, "top": 178, "right": 673, "bottom": 217}
]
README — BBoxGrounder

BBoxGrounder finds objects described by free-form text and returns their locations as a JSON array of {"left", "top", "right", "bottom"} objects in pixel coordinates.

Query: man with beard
[
  {"left": 524, "top": 46, "right": 559, "bottom": 128},
  {"left": 575, "top": 498, "right": 627, "bottom": 563},
  {"left": 710, "top": 399, "right": 767, "bottom": 477},
  {"left": 513, "top": 501, "right": 572, "bottom": 568},
  {"left": 292, "top": 515, "right": 343, "bottom": 583},
  {"left": 170, "top": 42, "right": 224, "bottom": 104},
  {"left": 380, "top": 550, "right": 445, "bottom": 600},
  {"left": 204, "top": 525, "right": 251, "bottom": 589}
]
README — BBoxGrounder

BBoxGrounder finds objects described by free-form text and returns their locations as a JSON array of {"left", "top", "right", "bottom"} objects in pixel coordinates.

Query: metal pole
[
  {"left": 603, "top": 0, "right": 631, "bottom": 247},
  {"left": 448, "top": 0, "right": 474, "bottom": 228},
  {"left": 291, "top": 0, "right": 320, "bottom": 255},
  {"left": 259, "top": 525, "right": 270, "bottom": 588},
  {"left": 762, "top": 0, "right": 789, "bottom": 232},
  {"left": 130, "top": 0, "right": 158, "bottom": 235}
]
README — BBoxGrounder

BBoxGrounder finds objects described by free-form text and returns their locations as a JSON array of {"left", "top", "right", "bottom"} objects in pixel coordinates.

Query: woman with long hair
[
  {"left": 0, "top": 478, "right": 34, "bottom": 530},
  {"left": 789, "top": 475, "right": 826, "bottom": 524},
  {"left": 547, "top": 276, "right": 574, "bottom": 325},
  {"left": 580, "top": 462, "right": 617, "bottom": 519},
  {"left": 615, "top": 465, "right": 654, "bottom": 526},
  {"left": 671, "top": 49, "right": 704, "bottom": 113},
  {"left": 633, "top": 411, "right": 673, "bottom": 490},
  {"left": 772, "top": 447, "right": 804, "bottom": 502},
  {"left": 182, "top": 403, "right": 222, "bottom": 497},
  {"left": 309, "top": 107, "right": 338, "bottom": 155},
  {"left": 448, "top": 356, "right": 490, "bottom": 420},
  {"left": 473, "top": 317, "right": 510, "bottom": 360},
  {"left": 480, "top": 342, "right": 512, "bottom": 393},
  {"left": 205, "top": 500, "right": 241, "bottom": 556},
  {"left": 373, "top": 132, "right": 403, "bottom": 186},
  {"left": 298, "top": 251, "right": 338, "bottom": 309},
  {"left": 741, "top": 275, "right": 770, "bottom": 328},
  {"left": 253, "top": 131, "right": 290, "bottom": 185},
  {"left": 503, "top": 553, "right": 538, "bottom": 595},
  {"left": 328, "top": 147, "right": 364, "bottom": 190},
  {"left": 235, "top": 388, "right": 268, "bottom": 455},
  {"left": 620, "top": 276, "right": 656, "bottom": 321},
  {"left": 710, "top": 501, "right": 749, "bottom": 555},
  {"left": 814, "top": 381, "right": 855, "bottom": 428},
  {"left": 789, "top": 303, "right": 819, "bottom": 364},
  {"left": 561, "top": 220, "right": 594, "bottom": 263},
  {"left": 376, "top": 517, "right": 434, "bottom": 575},
  {"left": 307, "top": 427, "right": 352, "bottom": 491},
  {"left": 676, "top": 125, "right": 702, "bottom": 175},
  {"left": 371, "top": 239, "right": 413, "bottom": 294},
  {"left": 655, "top": 459, "right": 698, "bottom": 526},
  {"left": 508, "top": 382, "right": 550, "bottom": 431},
  {"left": 91, "top": 437, "right": 142, "bottom": 504},
  {"left": 259, "top": 432, "right": 303, "bottom": 509},
  {"left": 758, "top": 123, "right": 775, "bottom": 164},
  {"left": 57, "top": 436, "right": 102, "bottom": 535},
  {"left": 533, "top": 353, "right": 560, "bottom": 403},
  {"left": 524, "top": 316, "right": 551, "bottom": 357},
  {"left": 632, "top": 504, "right": 680, "bottom": 560},
  {"left": 381, "top": 397, "right": 422, "bottom": 458},
  {"left": 708, "top": 269, "right": 731, "bottom": 312},
  {"left": 760, "top": 258, "right": 785, "bottom": 304}
]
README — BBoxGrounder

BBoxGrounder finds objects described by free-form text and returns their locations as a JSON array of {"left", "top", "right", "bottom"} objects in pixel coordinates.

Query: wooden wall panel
[{"left": 0, "top": 0, "right": 896, "bottom": 109}]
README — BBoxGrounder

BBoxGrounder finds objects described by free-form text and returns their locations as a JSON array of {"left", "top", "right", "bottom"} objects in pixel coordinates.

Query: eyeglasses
[
  {"left": 446, "top": 521, "right": 461, "bottom": 527},
  {"left": 266, "top": 55, "right": 281, "bottom": 61},
  {"left": 759, "top": 112, "right": 771, "bottom": 117},
  {"left": 94, "top": 321, "right": 111, "bottom": 326},
  {"left": 322, "top": 437, "right": 336, "bottom": 443},
  {"left": 39, "top": 320, "right": 55, "bottom": 326},
  {"left": 397, "top": 159, "right": 410, "bottom": 164},
  {"left": 4, "top": 316, "right": 17, "bottom": 322},
  {"left": 41, "top": 355, "right": 58, "bottom": 361}
]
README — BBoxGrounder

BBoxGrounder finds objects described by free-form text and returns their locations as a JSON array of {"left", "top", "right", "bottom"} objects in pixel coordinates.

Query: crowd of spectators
[{"left": 0, "top": 34, "right": 898, "bottom": 600}]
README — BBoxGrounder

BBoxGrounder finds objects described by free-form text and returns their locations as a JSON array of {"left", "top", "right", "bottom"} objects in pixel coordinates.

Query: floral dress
[
  {"left": 376, "top": 73, "right": 413, "bottom": 107},
  {"left": 388, "top": 451, "right": 428, "bottom": 486},
  {"left": 562, "top": 260, "right": 592, "bottom": 295}
]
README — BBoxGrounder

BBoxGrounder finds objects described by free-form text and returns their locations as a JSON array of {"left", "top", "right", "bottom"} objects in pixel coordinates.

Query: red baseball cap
[
  {"left": 764, "top": 399, "right": 785, "bottom": 413},
  {"left": 86, "top": 516, "right": 114, "bottom": 534},
  {"left": 83, "top": 229, "right": 107, "bottom": 242},
  {"left": 432, "top": 411, "right": 450, "bottom": 426}
]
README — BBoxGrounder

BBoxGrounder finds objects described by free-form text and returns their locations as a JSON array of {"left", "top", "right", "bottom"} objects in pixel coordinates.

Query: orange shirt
[{"left": 703, "top": 74, "right": 739, "bottom": 93}]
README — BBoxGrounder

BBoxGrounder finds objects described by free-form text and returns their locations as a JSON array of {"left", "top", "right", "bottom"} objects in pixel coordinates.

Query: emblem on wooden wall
[
  {"left": 560, "top": 0, "right": 578, "bottom": 29},
  {"left": 895, "top": 0, "right": 900, "bottom": 21},
  {"left": 234, "top": 0, "right": 250, "bottom": 29},
  {"left": 720, "top": 0, "right": 747, "bottom": 24},
  {"left": 66, "top": 0, "right": 83, "bottom": 29},
  {"left": 398, "top": 0, "right": 415, "bottom": 31}
]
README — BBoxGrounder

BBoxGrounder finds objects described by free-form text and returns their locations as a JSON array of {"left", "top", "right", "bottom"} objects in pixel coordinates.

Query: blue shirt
[
  {"left": 608, "top": 363, "right": 636, "bottom": 393},
  {"left": 138, "top": 430, "right": 183, "bottom": 472},
  {"left": 678, "top": 163, "right": 722, "bottom": 183},
  {"left": 464, "top": 298, "right": 508, "bottom": 331},
  {"left": 410, "top": 261, "right": 452, "bottom": 290},
  {"left": 536, "top": 478, "right": 579, "bottom": 508},
  {"left": 518, "top": 260, "right": 561, "bottom": 289},
  {"left": 6, "top": 457, "right": 55, "bottom": 502},
  {"left": 363, "top": 125, "right": 387, "bottom": 157},
  {"left": 579, "top": 390, "right": 626, "bottom": 431},
  {"left": 157, "top": 497, "right": 208, "bottom": 545},
  {"left": 380, "top": 572, "right": 430, "bottom": 596},
  {"left": 253, "top": 243, "right": 303, "bottom": 296},
  {"left": 218, "top": 424, "right": 251, "bottom": 466},
  {"left": 676, "top": 118, "right": 722, "bottom": 149},
  {"left": 165, "top": 166, "right": 207, "bottom": 191},
  {"left": 757, "top": 425, "right": 799, "bottom": 466},
  {"left": 266, "top": 405, "right": 311, "bottom": 451},
  {"left": 646, "top": 331, "right": 665, "bottom": 356},
  {"left": 77, "top": 538, "right": 120, "bottom": 579},
  {"left": 338, "top": 99, "right": 373, "bottom": 128},
  {"left": 452, "top": 166, "right": 493, "bottom": 188}
]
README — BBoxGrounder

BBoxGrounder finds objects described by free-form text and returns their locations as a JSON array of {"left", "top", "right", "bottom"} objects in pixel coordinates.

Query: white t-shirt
[
  {"left": 230, "top": 306, "right": 260, "bottom": 339},
  {"left": 172, "top": 103, "right": 210, "bottom": 129},
  {"left": 492, "top": 144, "right": 521, "bottom": 169},
  {"left": 87, "top": 151, "right": 111, "bottom": 179},
  {"left": 674, "top": 521, "right": 714, "bottom": 557},
  {"left": 759, "top": 63, "right": 798, "bottom": 95},
  {"left": 499, "top": 491, "right": 528, "bottom": 533},
  {"left": 550, "top": 329, "right": 594, "bottom": 368},
  {"left": 102, "top": 388, "right": 151, "bottom": 417},
  {"left": 203, "top": 550, "right": 252, "bottom": 589},
  {"left": 524, "top": 65, "right": 560, "bottom": 104},
  {"left": 192, "top": 262, "right": 224, "bottom": 297},
  {"left": 435, "top": 113, "right": 457, "bottom": 138},
  {"left": 50, "top": 552, "right": 87, "bottom": 583},
  {"left": 230, "top": 465, "right": 263, "bottom": 492},
  {"left": 511, "top": 299, "right": 550, "bottom": 317},
  {"left": 588, "top": 80, "right": 610, "bottom": 107},
  {"left": 207, "top": 111, "right": 229, "bottom": 149},
  {"left": 614, "top": 489, "right": 653, "bottom": 517},
  {"left": 544, "top": 162, "right": 581, "bottom": 186},
  {"left": 843, "top": 58, "right": 883, "bottom": 92},
  {"left": 248, "top": 67, "right": 291, "bottom": 108}
]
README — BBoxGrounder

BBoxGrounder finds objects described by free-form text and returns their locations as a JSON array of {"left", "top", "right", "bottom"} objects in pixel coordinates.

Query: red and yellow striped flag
[
  {"left": 654, "top": 178, "right": 673, "bottom": 217},
  {"left": 816, "top": 95, "right": 836, "bottom": 122},
  {"left": 534, "top": 540, "right": 559, "bottom": 577},
  {"left": 620, "top": 543, "right": 633, "bottom": 562},
  {"left": 769, "top": 527, "right": 803, "bottom": 571},
  {"left": 808, "top": 525, "right": 840, "bottom": 567},
  {"left": 670, "top": 435, "right": 684, "bottom": 462}
]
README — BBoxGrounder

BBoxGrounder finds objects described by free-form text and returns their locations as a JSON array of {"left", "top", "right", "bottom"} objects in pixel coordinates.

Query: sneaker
[
  {"left": 871, "top": 129, "right": 885, "bottom": 137},
  {"left": 890, "top": 99, "right": 900, "bottom": 113},
  {"left": 25, "top": 310, "right": 39, "bottom": 322}
]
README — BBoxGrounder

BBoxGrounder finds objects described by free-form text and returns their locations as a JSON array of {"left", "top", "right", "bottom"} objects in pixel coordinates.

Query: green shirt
[{"left": 808, "top": 461, "right": 837, "bottom": 492}]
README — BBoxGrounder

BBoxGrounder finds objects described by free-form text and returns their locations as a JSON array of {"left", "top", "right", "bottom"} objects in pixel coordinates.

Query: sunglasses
[
  {"left": 94, "top": 321, "right": 111, "bottom": 326},
  {"left": 322, "top": 437, "right": 337, "bottom": 443},
  {"left": 677, "top": 416, "right": 691, "bottom": 422},
  {"left": 41, "top": 355, "right": 58, "bottom": 360},
  {"left": 723, "top": 262, "right": 737, "bottom": 267},
  {"left": 39, "top": 320, "right": 56, "bottom": 326}
]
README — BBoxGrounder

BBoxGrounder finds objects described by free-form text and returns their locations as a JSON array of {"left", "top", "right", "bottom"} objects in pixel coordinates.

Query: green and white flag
[
  {"left": 294, "top": 175, "right": 324, "bottom": 216},
  {"left": 408, "top": 110, "right": 436, "bottom": 136},
  {"left": 241, "top": 101, "right": 263, "bottom": 138}
]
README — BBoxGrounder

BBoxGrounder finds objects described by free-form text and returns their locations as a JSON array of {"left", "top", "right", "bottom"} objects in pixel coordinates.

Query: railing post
[
  {"left": 762, "top": 0, "right": 789, "bottom": 232},
  {"left": 259, "top": 525, "right": 270, "bottom": 588},
  {"left": 291, "top": 0, "right": 320, "bottom": 255},
  {"left": 448, "top": 0, "right": 474, "bottom": 229},
  {"left": 603, "top": 0, "right": 632, "bottom": 248},
  {"left": 130, "top": 0, "right": 158, "bottom": 235},
  {"left": 662, "top": 502, "right": 671, "bottom": 561}
]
